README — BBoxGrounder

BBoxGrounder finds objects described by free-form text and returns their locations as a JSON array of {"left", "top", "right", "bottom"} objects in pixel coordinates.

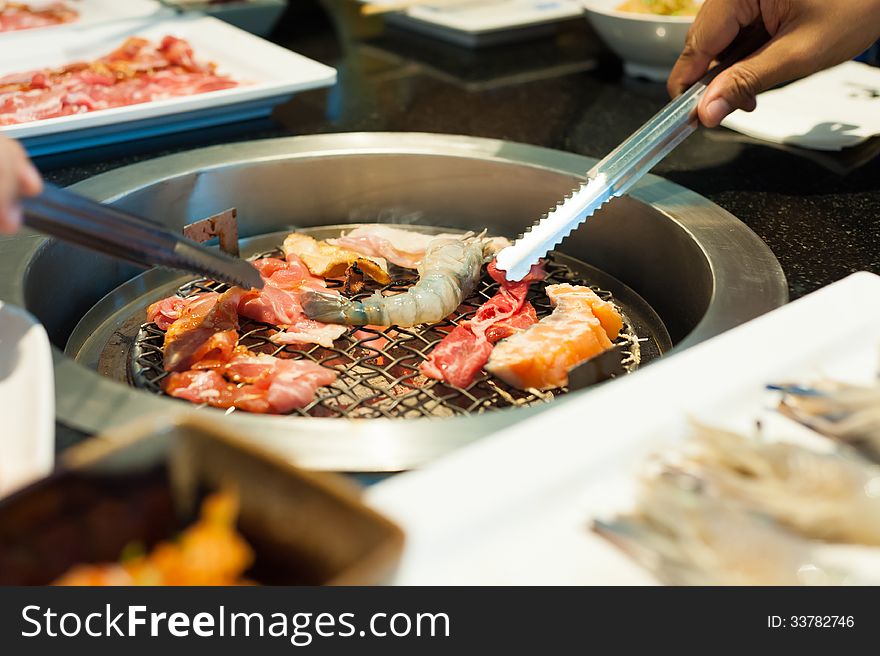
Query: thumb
[{"left": 698, "top": 34, "right": 811, "bottom": 127}]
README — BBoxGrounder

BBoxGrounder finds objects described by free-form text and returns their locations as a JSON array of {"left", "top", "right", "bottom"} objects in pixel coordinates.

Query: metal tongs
[
  {"left": 22, "top": 184, "right": 264, "bottom": 290},
  {"left": 495, "top": 25, "right": 772, "bottom": 281}
]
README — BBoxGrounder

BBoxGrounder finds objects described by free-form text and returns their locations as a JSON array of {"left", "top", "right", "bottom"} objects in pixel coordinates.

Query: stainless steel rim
[{"left": 0, "top": 133, "right": 787, "bottom": 471}]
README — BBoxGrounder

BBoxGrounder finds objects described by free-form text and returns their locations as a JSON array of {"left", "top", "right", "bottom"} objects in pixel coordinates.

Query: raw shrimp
[
  {"left": 300, "top": 236, "right": 489, "bottom": 327},
  {"left": 594, "top": 473, "right": 857, "bottom": 586},
  {"left": 774, "top": 381, "right": 880, "bottom": 462},
  {"left": 658, "top": 423, "right": 880, "bottom": 546}
]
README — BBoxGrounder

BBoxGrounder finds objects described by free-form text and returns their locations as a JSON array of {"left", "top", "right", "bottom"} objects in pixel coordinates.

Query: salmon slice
[{"left": 485, "top": 284, "right": 622, "bottom": 390}]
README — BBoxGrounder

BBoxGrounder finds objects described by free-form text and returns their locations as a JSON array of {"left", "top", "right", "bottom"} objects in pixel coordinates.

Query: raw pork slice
[
  {"left": 164, "top": 350, "right": 337, "bottom": 414},
  {"left": 147, "top": 292, "right": 218, "bottom": 331},
  {"left": 162, "top": 289, "right": 242, "bottom": 372},
  {"left": 240, "top": 256, "right": 347, "bottom": 347},
  {"left": 329, "top": 225, "right": 464, "bottom": 269}
]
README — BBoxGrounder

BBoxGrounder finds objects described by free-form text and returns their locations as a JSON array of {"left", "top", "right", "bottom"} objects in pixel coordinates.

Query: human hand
[
  {"left": 668, "top": 0, "right": 880, "bottom": 127},
  {"left": 0, "top": 136, "right": 42, "bottom": 235}
]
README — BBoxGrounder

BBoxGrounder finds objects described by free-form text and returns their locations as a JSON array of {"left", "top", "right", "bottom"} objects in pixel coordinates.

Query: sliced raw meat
[
  {"left": 259, "top": 358, "right": 338, "bottom": 414},
  {"left": 329, "top": 225, "right": 464, "bottom": 269},
  {"left": 162, "top": 369, "right": 270, "bottom": 414},
  {"left": 485, "top": 302, "right": 538, "bottom": 343},
  {"left": 0, "top": 36, "right": 237, "bottom": 126},
  {"left": 420, "top": 326, "right": 494, "bottom": 389},
  {"left": 163, "top": 289, "right": 242, "bottom": 372},
  {"left": 147, "top": 292, "right": 218, "bottom": 331},
  {"left": 164, "top": 350, "right": 337, "bottom": 414},
  {"left": 251, "top": 257, "right": 289, "bottom": 278},
  {"left": 420, "top": 261, "right": 545, "bottom": 388},
  {"left": 0, "top": 2, "right": 77, "bottom": 33},
  {"left": 238, "top": 285, "right": 302, "bottom": 326},
  {"left": 241, "top": 256, "right": 346, "bottom": 347},
  {"left": 147, "top": 255, "right": 346, "bottom": 369},
  {"left": 223, "top": 348, "right": 276, "bottom": 383}
]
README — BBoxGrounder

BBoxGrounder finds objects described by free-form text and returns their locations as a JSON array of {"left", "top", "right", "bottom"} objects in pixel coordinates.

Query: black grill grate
[{"left": 130, "top": 251, "right": 640, "bottom": 419}]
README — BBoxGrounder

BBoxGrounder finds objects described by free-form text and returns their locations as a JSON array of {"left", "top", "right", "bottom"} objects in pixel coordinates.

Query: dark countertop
[{"left": 37, "top": 0, "right": 880, "bottom": 300}]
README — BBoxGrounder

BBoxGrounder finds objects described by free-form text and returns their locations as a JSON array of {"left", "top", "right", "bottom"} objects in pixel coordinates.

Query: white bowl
[{"left": 582, "top": 0, "right": 696, "bottom": 81}]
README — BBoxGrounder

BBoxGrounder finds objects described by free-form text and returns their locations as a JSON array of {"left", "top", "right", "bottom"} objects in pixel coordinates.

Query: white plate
[
  {"left": 367, "top": 272, "right": 880, "bottom": 584},
  {"left": 363, "top": 0, "right": 584, "bottom": 46},
  {"left": 1, "top": 15, "right": 337, "bottom": 153},
  {"left": 0, "top": 302, "right": 54, "bottom": 498},
  {"left": 0, "top": 0, "right": 163, "bottom": 37},
  {"left": 404, "top": 0, "right": 583, "bottom": 33}
]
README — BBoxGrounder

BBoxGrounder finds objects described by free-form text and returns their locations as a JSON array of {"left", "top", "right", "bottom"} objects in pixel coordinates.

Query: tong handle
[
  {"left": 22, "top": 184, "right": 181, "bottom": 270},
  {"left": 588, "top": 24, "right": 772, "bottom": 196}
]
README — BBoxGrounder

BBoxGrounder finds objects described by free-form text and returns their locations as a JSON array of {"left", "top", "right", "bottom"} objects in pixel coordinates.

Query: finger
[
  {"left": 697, "top": 31, "right": 814, "bottom": 127},
  {"left": 18, "top": 159, "right": 42, "bottom": 197},
  {"left": 0, "top": 163, "right": 18, "bottom": 234},
  {"left": 10, "top": 139, "right": 42, "bottom": 197},
  {"left": 668, "top": 0, "right": 760, "bottom": 97},
  {"left": 0, "top": 204, "right": 23, "bottom": 235}
]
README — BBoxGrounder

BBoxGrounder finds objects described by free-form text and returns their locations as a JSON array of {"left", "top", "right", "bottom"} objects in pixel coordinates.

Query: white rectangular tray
[
  {"left": 1, "top": 14, "right": 337, "bottom": 155},
  {"left": 0, "top": 0, "right": 163, "bottom": 37},
  {"left": 367, "top": 272, "right": 880, "bottom": 584},
  {"left": 365, "top": 0, "right": 584, "bottom": 47}
]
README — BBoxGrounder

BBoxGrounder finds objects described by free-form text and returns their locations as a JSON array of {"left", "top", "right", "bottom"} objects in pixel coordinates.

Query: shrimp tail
[{"left": 300, "top": 290, "right": 371, "bottom": 325}]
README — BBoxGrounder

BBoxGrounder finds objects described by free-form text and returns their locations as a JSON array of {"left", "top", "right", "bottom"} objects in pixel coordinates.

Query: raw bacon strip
[
  {"left": 164, "top": 350, "right": 337, "bottom": 415},
  {"left": 485, "top": 284, "right": 623, "bottom": 391},
  {"left": 420, "top": 261, "right": 545, "bottom": 388},
  {"left": 0, "top": 36, "right": 237, "bottom": 126}
]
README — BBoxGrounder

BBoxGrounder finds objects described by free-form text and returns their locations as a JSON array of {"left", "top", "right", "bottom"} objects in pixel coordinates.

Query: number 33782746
[{"left": 768, "top": 616, "right": 854, "bottom": 628}]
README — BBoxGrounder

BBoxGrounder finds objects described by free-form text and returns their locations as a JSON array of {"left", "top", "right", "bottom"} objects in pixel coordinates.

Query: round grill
[{"left": 130, "top": 251, "right": 645, "bottom": 419}]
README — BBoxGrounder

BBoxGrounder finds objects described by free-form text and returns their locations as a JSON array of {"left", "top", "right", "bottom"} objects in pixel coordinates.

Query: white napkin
[
  {"left": 0, "top": 302, "right": 54, "bottom": 497},
  {"left": 721, "top": 61, "right": 880, "bottom": 151}
]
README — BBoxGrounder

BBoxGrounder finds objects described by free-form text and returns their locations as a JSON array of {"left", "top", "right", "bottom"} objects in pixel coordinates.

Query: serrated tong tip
[{"left": 495, "top": 173, "right": 612, "bottom": 282}]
